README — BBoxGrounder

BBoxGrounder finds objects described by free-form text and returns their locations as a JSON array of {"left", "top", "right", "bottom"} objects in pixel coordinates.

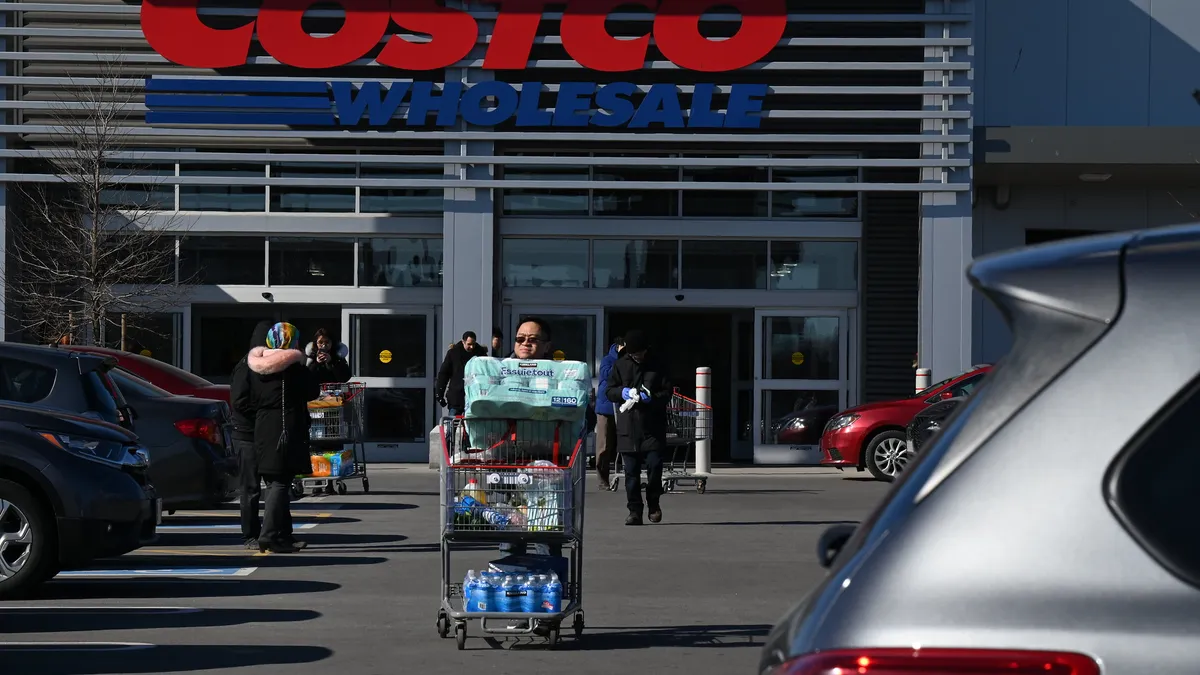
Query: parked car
[
  {"left": 769, "top": 396, "right": 839, "bottom": 446},
  {"left": 0, "top": 401, "right": 158, "bottom": 599},
  {"left": 0, "top": 344, "right": 135, "bottom": 431},
  {"left": 905, "top": 395, "right": 965, "bottom": 459},
  {"left": 62, "top": 345, "right": 229, "bottom": 403},
  {"left": 761, "top": 226, "right": 1200, "bottom": 675},
  {"left": 819, "top": 364, "right": 991, "bottom": 481},
  {"left": 107, "top": 368, "right": 236, "bottom": 510}
]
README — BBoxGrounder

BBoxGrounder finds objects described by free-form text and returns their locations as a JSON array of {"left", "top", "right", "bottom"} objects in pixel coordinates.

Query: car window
[
  {"left": 948, "top": 373, "right": 985, "bottom": 398},
  {"left": 81, "top": 371, "right": 123, "bottom": 424},
  {"left": 0, "top": 358, "right": 57, "bottom": 404},
  {"left": 111, "top": 368, "right": 172, "bottom": 399},
  {"left": 1109, "top": 378, "right": 1200, "bottom": 587}
]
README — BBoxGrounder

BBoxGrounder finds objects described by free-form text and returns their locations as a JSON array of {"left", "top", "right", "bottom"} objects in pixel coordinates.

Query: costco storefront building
[{"left": 0, "top": 0, "right": 973, "bottom": 463}]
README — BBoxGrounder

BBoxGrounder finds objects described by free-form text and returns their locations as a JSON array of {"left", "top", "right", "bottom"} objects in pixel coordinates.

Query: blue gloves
[
  {"left": 638, "top": 390, "right": 650, "bottom": 402},
  {"left": 622, "top": 387, "right": 637, "bottom": 401}
]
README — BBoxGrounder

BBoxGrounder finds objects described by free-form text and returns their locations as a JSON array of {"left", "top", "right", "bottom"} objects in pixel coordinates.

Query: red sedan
[
  {"left": 63, "top": 346, "right": 229, "bottom": 403},
  {"left": 820, "top": 365, "right": 991, "bottom": 481}
]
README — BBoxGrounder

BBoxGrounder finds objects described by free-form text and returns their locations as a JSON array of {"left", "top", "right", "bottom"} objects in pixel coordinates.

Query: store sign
[{"left": 140, "top": 0, "right": 784, "bottom": 129}]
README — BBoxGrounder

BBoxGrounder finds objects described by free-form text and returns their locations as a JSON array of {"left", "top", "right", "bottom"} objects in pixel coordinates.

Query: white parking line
[
  {"left": 0, "top": 642, "right": 155, "bottom": 651},
  {"left": 56, "top": 567, "right": 257, "bottom": 579}
]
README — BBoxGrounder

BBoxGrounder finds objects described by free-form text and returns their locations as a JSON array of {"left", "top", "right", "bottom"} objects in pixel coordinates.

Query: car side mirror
[{"left": 817, "top": 524, "right": 857, "bottom": 568}]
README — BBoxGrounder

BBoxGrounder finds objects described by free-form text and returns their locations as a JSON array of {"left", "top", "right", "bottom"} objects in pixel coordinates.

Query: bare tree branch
[{"left": 2, "top": 58, "right": 194, "bottom": 346}]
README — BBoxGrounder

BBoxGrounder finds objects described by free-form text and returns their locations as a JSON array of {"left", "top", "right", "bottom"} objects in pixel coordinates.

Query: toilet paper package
[{"left": 464, "top": 358, "right": 591, "bottom": 422}]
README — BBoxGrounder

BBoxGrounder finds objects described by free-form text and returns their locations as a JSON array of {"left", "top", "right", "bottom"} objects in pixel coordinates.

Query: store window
[
  {"left": 501, "top": 161, "right": 590, "bottom": 216},
  {"left": 351, "top": 314, "right": 427, "bottom": 378},
  {"left": 502, "top": 239, "right": 589, "bottom": 288},
  {"left": 762, "top": 390, "right": 841, "bottom": 444},
  {"left": 762, "top": 316, "right": 841, "bottom": 380},
  {"left": 364, "top": 388, "right": 428, "bottom": 443},
  {"left": 103, "top": 312, "right": 182, "bottom": 367},
  {"left": 268, "top": 237, "right": 355, "bottom": 286},
  {"left": 593, "top": 239, "right": 678, "bottom": 289},
  {"left": 771, "top": 164, "right": 860, "bottom": 219},
  {"left": 110, "top": 234, "right": 177, "bottom": 285},
  {"left": 592, "top": 161, "right": 679, "bottom": 217},
  {"left": 269, "top": 163, "right": 355, "bottom": 213},
  {"left": 180, "top": 163, "right": 266, "bottom": 211},
  {"left": 681, "top": 160, "right": 768, "bottom": 218},
  {"left": 681, "top": 240, "right": 767, "bottom": 289},
  {"left": 359, "top": 164, "right": 443, "bottom": 215},
  {"left": 359, "top": 238, "right": 443, "bottom": 287},
  {"left": 99, "top": 162, "right": 175, "bottom": 210},
  {"left": 769, "top": 241, "right": 859, "bottom": 290},
  {"left": 180, "top": 236, "right": 264, "bottom": 285}
]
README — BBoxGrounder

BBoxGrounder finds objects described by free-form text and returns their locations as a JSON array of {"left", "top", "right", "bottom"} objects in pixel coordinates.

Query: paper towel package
[{"left": 463, "top": 358, "right": 591, "bottom": 422}]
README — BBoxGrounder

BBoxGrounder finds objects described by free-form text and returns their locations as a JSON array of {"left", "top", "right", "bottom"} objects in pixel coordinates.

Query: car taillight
[
  {"left": 772, "top": 649, "right": 1100, "bottom": 675},
  {"left": 175, "top": 418, "right": 222, "bottom": 445}
]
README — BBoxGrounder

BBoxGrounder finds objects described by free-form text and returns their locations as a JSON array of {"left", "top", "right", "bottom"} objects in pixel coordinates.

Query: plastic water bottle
[
  {"left": 542, "top": 573, "right": 562, "bottom": 613},
  {"left": 481, "top": 572, "right": 500, "bottom": 611},
  {"left": 499, "top": 575, "right": 520, "bottom": 613},
  {"left": 464, "top": 570, "right": 483, "bottom": 612},
  {"left": 519, "top": 574, "right": 540, "bottom": 613}
]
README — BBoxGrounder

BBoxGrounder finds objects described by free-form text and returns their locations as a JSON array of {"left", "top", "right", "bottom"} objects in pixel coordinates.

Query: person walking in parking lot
[
  {"left": 230, "top": 320, "right": 273, "bottom": 549},
  {"left": 606, "top": 330, "right": 672, "bottom": 526},
  {"left": 435, "top": 331, "right": 488, "bottom": 417},
  {"left": 594, "top": 336, "right": 624, "bottom": 490},
  {"left": 239, "top": 322, "right": 321, "bottom": 554}
]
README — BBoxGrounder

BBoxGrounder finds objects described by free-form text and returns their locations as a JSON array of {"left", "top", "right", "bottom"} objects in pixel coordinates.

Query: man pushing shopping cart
[{"left": 604, "top": 330, "right": 673, "bottom": 526}]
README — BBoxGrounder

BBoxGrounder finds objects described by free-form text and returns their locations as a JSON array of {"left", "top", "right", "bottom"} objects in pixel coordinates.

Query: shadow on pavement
[
  {"left": 318, "top": 502, "right": 421, "bottom": 512},
  {"left": 33, "top": 579, "right": 341, "bottom": 600},
  {"left": 507, "top": 624, "right": 770, "bottom": 651},
  {"left": 355, "top": 490, "right": 438, "bottom": 497},
  {"left": 657, "top": 520, "right": 857, "bottom": 527},
  {"left": 328, "top": 542, "right": 492, "bottom": 554},
  {"left": 0, "top": 607, "right": 320, "bottom": 634},
  {"left": 296, "top": 533, "right": 408, "bottom": 546},
  {"left": 0, "top": 644, "right": 333, "bottom": 674},
  {"left": 161, "top": 515, "right": 361, "bottom": 526},
  {"left": 702, "top": 489, "right": 822, "bottom": 495}
]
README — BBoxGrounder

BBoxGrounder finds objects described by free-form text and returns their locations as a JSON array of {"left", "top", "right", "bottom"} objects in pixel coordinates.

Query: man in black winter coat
[
  {"left": 606, "top": 329, "right": 673, "bottom": 526},
  {"left": 232, "top": 322, "right": 321, "bottom": 553},
  {"left": 230, "top": 320, "right": 272, "bottom": 549},
  {"left": 435, "top": 331, "right": 487, "bottom": 417}
]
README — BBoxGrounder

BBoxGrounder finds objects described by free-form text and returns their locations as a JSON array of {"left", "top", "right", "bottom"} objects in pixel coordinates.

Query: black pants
[
  {"left": 235, "top": 438, "right": 261, "bottom": 542},
  {"left": 260, "top": 474, "right": 294, "bottom": 545},
  {"left": 623, "top": 438, "right": 664, "bottom": 512}
]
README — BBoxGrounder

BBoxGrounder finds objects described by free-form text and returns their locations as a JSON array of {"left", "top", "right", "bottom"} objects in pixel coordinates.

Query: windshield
[
  {"left": 913, "top": 373, "right": 965, "bottom": 397},
  {"left": 112, "top": 368, "right": 172, "bottom": 399}
]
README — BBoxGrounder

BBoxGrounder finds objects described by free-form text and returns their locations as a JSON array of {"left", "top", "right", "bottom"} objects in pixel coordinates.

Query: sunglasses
[{"left": 514, "top": 335, "right": 543, "bottom": 344}]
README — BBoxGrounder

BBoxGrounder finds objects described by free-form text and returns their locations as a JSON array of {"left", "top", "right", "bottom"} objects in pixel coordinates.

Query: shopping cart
[
  {"left": 609, "top": 390, "right": 713, "bottom": 495},
  {"left": 662, "top": 391, "right": 713, "bottom": 494},
  {"left": 293, "top": 382, "right": 369, "bottom": 497},
  {"left": 436, "top": 416, "right": 587, "bottom": 650}
]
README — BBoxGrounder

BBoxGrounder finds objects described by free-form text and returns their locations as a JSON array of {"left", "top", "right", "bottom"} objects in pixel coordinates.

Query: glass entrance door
[
  {"left": 508, "top": 308, "right": 604, "bottom": 375},
  {"left": 753, "top": 309, "right": 848, "bottom": 465},
  {"left": 341, "top": 306, "right": 437, "bottom": 462}
]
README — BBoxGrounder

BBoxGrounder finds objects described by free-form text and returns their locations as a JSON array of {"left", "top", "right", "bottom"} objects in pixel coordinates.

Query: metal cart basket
[
  {"left": 437, "top": 416, "right": 587, "bottom": 649},
  {"left": 294, "top": 382, "right": 369, "bottom": 497},
  {"left": 610, "top": 390, "right": 713, "bottom": 495}
]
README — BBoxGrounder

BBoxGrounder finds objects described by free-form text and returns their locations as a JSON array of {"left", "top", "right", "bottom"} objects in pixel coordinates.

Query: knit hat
[
  {"left": 623, "top": 329, "right": 648, "bottom": 353},
  {"left": 266, "top": 322, "right": 300, "bottom": 350}
]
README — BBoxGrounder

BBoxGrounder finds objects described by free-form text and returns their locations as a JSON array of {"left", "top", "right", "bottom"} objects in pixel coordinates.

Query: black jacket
[
  {"left": 308, "top": 354, "right": 350, "bottom": 385},
  {"left": 232, "top": 347, "right": 321, "bottom": 476},
  {"left": 605, "top": 352, "right": 673, "bottom": 446},
  {"left": 435, "top": 341, "right": 488, "bottom": 409},
  {"left": 230, "top": 320, "right": 273, "bottom": 442}
]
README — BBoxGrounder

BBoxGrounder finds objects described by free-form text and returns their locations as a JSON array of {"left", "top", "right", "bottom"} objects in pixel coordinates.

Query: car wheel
[
  {"left": 865, "top": 431, "right": 910, "bottom": 482},
  {"left": 0, "top": 479, "right": 54, "bottom": 599}
]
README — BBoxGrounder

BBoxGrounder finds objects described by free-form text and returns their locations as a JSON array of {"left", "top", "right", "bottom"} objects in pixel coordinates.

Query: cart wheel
[
  {"left": 696, "top": 479, "right": 707, "bottom": 494},
  {"left": 362, "top": 478, "right": 370, "bottom": 494},
  {"left": 290, "top": 483, "right": 304, "bottom": 500},
  {"left": 455, "top": 623, "right": 467, "bottom": 650},
  {"left": 437, "top": 612, "right": 450, "bottom": 638},
  {"left": 547, "top": 626, "right": 561, "bottom": 648},
  {"left": 610, "top": 476, "right": 620, "bottom": 491},
  {"left": 573, "top": 613, "right": 584, "bottom": 637},
  {"left": 336, "top": 481, "right": 348, "bottom": 495},
  {"left": 664, "top": 480, "right": 675, "bottom": 493}
]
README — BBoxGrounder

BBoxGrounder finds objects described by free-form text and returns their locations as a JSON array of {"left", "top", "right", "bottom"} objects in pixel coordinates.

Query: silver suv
[{"left": 760, "top": 224, "right": 1200, "bottom": 675}]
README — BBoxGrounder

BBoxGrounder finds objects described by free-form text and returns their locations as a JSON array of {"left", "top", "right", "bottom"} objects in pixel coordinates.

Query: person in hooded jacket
[
  {"left": 306, "top": 328, "right": 351, "bottom": 384},
  {"left": 238, "top": 321, "right": 321, "bottom": 553},
  {"left": 606, "top": 329, "right": 673, "bottom": 526},
  {"left": 230, "top": 320, "right": 273, "bottom": 549},
  {"left": 594, "top": 336, "right": 624, "bottom": 490}
]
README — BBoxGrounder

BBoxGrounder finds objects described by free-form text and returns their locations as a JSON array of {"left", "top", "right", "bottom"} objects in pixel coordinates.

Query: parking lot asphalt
[{"left": 0, "top": 468, "right": 889, "bottom": 675}]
